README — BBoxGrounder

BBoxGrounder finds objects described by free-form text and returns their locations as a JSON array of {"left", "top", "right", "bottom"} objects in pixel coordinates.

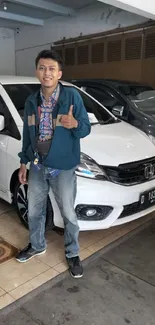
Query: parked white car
[{"left": 0, "top": 76, "right": 155, "bottom": 231}]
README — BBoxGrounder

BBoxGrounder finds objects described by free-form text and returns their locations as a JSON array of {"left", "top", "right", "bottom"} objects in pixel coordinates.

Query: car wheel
[{"left": 14, "top": 180, "right": 54, "bottom": 230}]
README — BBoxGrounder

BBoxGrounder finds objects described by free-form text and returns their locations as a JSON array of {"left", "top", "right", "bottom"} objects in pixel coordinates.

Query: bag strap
[
  {"left": 38, "top": 106, "right": 41, "bottom": 120},
  {"left": 37, "top": 92, "right": 42, "bottom": 123}
]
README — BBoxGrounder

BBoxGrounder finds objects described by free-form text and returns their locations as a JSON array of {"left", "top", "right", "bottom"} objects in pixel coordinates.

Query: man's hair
[{"left": 35, "top": 49, "right": 63, "bottom": 70}]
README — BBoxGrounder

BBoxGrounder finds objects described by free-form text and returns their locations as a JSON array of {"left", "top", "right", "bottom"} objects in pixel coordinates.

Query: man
[{"left": 16, "top": 49, "right": 91, "bottom": 278}]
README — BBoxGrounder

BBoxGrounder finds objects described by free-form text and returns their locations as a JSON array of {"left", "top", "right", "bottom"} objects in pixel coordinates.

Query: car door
[
  {"left": 0, "top": 93, "right": 11, "bottom": 193},
  {"left": 0, "top": 84, "right": 21, "bottom": 197}
]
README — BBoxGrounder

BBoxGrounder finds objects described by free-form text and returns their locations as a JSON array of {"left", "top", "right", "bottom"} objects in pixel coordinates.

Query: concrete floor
[{"left": 0, "top": 218, "right": 155, "bottom": 325}]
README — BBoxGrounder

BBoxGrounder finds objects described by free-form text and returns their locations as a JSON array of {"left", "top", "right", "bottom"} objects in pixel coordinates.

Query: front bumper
[{"left": 76, "top": 176, "right": 155, "bottom": 231}]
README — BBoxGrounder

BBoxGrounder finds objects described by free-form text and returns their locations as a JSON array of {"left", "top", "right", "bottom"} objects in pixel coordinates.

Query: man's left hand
[{"left": 60, "top": 105, "right": 78, "bottom": 129}]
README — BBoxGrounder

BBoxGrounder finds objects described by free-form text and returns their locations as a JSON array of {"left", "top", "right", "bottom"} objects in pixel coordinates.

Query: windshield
[
  {"left": 4, "top": 83, "right": 115, "bottom": 124},
  {"left": 119, "top": 85, "right": 155, "bottom": 112},
  {"left": 77, "top": 88, "right": 115, "bottom": 124}
]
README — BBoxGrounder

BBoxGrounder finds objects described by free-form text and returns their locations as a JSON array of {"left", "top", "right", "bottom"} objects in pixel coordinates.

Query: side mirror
[
  {"left": 0, "top": 115, "right": 5, "bottom": 131},
  {"left": 87, "top": 112, "right": 98, "bottom": 124},
  {"left": 112, "top": 105, "right": 124, "bottom": 117}
]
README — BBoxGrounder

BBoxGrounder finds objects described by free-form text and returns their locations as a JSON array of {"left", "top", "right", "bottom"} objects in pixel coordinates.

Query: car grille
[
  {"left": 103, "top": 157, "right": 155, "bottom": 186},
  {"left": 119, "top": 200, "right": 155, "bottom": 219}
]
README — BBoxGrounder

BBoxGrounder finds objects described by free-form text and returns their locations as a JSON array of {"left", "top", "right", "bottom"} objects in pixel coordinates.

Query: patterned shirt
[
  {"left": 37, "top": 84, "right": 61, "bottom": 177},
  {"left": 39, "top": 84, "right": 60, "bottom": 142}
]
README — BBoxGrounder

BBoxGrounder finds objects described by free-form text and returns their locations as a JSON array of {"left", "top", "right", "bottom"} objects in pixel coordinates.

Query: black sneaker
[
  {"left": 66, "top": 256, "right": 83, "bottom": 278},
  {"left": 16, "top": 243, "right": 46, "bottom": 263}
]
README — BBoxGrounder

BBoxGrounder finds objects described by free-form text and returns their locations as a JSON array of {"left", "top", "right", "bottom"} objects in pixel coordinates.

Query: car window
[
  {"left": 4, "top": 84, "right": 40, "bottom": 120},
  {"left": 131, "top": 90, "right": 155, "bottom": 113},
  {"left": 83, "top": 85, "right": 129, "bottom": 120},
  {"left": 86, "top": 86, "right": 123, "bottom": 112},
  {"left": 119, "top": 85, "right": 153, "bottom": 99},
  {"left": 4, "top": 83, "right": 115, "bottom": 125},
  {"left": 118, "top": 85, "right": 155, "bottom": 113},
  {"left": 77, "top": 88, "right": 115, "bottom": 124},
  {"left": 86, "top": 87, "right": 113, "bottom": 104},
  {"left": 0, "top": 95, "right": 20, "bottom": 139},
  {"left": 0, "top": 95, "right": 10, "bottom": 119}
]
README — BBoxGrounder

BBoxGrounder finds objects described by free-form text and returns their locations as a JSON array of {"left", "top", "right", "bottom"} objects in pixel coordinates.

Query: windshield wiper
[
  {"left": 91, "top": 117, "right": 117, "bottom": 125},
  {"left": 91, "top": 122, "right": 100, "bottom": 125},
  {"left": 103, "top": 117, "right": 117, "bottom": 124}
]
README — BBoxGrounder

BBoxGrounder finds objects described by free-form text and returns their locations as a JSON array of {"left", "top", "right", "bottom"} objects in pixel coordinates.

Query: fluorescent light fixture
[{"left": 3, "top": 2, "right": 8, "bottom": 11}]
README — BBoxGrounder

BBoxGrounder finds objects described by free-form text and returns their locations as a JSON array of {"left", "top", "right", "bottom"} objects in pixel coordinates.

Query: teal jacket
[{"left": 19, "top": 83, "right": 91, "bottom": 170}]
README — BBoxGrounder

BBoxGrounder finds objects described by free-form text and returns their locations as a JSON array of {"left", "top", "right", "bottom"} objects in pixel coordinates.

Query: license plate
[{"left": 140, "top": 188, "right": 155, "bottom": 208}]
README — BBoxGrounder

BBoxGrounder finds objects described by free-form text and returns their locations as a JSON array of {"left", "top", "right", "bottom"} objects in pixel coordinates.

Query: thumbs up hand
[
  {"left": 68, "top": 105, "right": 73, "bottom": 116},
  {"left": 60, "top": 105, "right": 78, "bottom": 129}
]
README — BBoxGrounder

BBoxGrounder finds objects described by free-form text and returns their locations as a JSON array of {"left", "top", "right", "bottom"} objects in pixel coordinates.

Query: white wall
[
  {"left": 15, "top": 2, "right": 147, "bottom": 76},
  {"left": 0, "top": 28, "right": 15, "bottom": 75},
  {"left": 98, "top": 0, "right": 155, "bottom": 20}
]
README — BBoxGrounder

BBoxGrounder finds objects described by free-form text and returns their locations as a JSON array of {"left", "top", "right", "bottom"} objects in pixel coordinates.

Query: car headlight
[
  {"left": 148, "top": 134, "right": 155, "bottom": 145},
  {"left": 76, "top": 153, "right": 107, "bottom": 180}
]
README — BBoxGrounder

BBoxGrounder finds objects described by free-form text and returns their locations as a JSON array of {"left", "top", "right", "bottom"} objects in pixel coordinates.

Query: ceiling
[{"left": 0, "top": 0, "right": 96, "bottom": 29}]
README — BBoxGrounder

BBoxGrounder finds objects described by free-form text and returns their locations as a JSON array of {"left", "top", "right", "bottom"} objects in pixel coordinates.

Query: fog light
[
  {"left": 76, "top": 205, "right": 113, "bottom": 221},
  {"left": 86, "top": 209, "right": 97, "bottom": 217}
]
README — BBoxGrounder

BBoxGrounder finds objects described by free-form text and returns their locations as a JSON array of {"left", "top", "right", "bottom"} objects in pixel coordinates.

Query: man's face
[{"left": 36, "top": 58, "right": 62, "bottom": 88}]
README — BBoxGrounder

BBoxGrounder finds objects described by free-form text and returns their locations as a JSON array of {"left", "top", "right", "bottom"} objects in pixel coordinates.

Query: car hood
[{"left": 81, "top": 121, "right": 155, "bottom": 166}]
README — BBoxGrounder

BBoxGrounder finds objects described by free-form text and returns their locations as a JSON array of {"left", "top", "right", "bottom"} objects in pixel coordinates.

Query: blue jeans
[{"left": 28, "top": 165, "right": 79, "bottom": 258}]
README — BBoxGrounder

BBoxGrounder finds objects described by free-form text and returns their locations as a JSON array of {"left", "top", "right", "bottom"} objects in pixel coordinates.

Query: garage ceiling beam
[
  {"left": 10, "top": 0, "right": 75, "bottom": 16},
  {"left": 97, "top": 0, "right": 155, "bottom": 20},
  {"left": 0, "top": 11, "right": 44, "bottom": 25}
]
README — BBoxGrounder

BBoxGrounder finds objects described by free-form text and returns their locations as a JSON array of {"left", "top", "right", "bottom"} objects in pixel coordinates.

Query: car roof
[
  {"left": 71, "top": 78, "right": 151, "bottom": 88},
  {"left": 0, "top": 76, "right": 73, "bottom": 86},
  {"left": 0, "top": 76, "right": 39, "bottom": 85}
]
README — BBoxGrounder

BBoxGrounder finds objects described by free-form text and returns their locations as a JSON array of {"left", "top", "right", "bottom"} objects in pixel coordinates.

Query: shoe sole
[
  {"left": 69, "top": 271, "right": 83, "bottom": 279},
  {"left": 16, "top": 250, "right": 46, "bottom": 263}
]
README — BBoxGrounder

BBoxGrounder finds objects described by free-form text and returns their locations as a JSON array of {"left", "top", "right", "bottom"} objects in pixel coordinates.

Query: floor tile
[
  {"left": 80, "top": 248, "right": 93, "bottom": 260},
  {"left": 0, "top": 199, "right": 13, "bottom": 217},
  {"left": 87, "top": 218, "right": 148, "bottom": 253},
  {"left": 2, "top": 227, "right": 29, "bottom": 249},
  {"left": 0, "top": 293, "right": 15, "bottom": 310},
  {"left": 46, "top": 230, "right": 63, "bottom": 243},
  {"left": 10, "top": 268, "right": 59, "bottom": 300},
  {"left": 46, "top": 238, "right": 64, "bottom": 251},
  {"left": 0, "top": 258, "right": 50, "bottom": 292},
  {"left": 53, "top": 249, "right": 93, "bottom": 273},
  {"left": 88, "top": 236, "right": 117, "bottom": 253},
  {"left": 79, "top": 228, "right": 121, "bottom": 248},
  {"left": 0, "top": 288, "right": 6, "bottom": 297},
  {"left": 53, "top": 261, "right": 68, "bottom": 273},
  {"left": 0, "top": 212, "right": 24, "bottom": 237},
  {"left": 37, "top": 249, "right": 65, "bottom": 268},
  {"left": 36, "top": 238, "right": 85, "bottom": 267},
  {"left": 0, "top": 209, "right": 19, "bottom": 222}
]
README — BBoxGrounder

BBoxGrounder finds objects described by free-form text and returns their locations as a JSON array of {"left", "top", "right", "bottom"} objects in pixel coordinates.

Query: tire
[{"left": 14, "top": 180, "right": 54, "bottom": 230}]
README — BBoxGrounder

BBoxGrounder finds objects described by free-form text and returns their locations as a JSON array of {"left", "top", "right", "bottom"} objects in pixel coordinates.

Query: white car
[{"left": 0, "top": 76, "right": 155, "bottom": 231}]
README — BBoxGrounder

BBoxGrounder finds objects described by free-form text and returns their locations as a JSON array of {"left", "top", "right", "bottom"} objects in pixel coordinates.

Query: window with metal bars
[
  {"left": 55, "top": 49, "right": 63, "bottom": 59},
  {"left": 91, "top": 42, "right": 104, "bottom": 63},
  {"left": 77, "top": 45, "right": 89, "bottom": 65},
  {"left": 125, "top": 36, "right": 142, "bottom": 60},
  {"left": 65, "top": 48, "right": 75, "bottom": 66},
  {"left": 107, "top": 40, "right": 121, "bottom": 62},
  {"left": 145, "top": 33, "right": 155, "bottom": 58}
]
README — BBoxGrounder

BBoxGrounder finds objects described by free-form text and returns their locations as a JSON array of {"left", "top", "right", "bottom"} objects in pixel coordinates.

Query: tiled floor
[{"left": 0, "top": 198, "right": 154, "bottom": 310}]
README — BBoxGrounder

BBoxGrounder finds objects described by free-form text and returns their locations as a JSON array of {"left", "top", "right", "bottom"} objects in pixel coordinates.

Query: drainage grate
[{"left": 0, "top": 238, "right": 18, "bottom": 264}]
